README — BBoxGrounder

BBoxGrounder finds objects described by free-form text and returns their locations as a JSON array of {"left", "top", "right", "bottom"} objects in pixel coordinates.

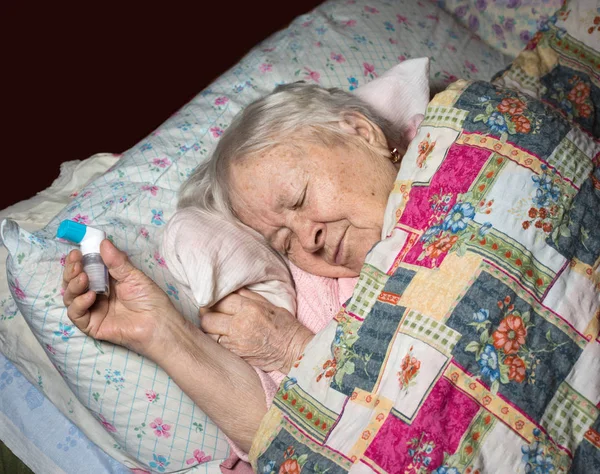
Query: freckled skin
[{"left": 229, "top": 137, "right": 398, "bottom": 278}]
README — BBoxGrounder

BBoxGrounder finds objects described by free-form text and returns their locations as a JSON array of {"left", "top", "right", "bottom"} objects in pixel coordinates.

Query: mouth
[{"left": 333, "top": 227, "right": 348, "bottom": 265}]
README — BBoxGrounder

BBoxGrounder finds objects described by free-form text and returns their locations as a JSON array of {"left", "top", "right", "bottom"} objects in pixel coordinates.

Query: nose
[{"left": 290, "top": 216, "right": 326, "bottom": 253}]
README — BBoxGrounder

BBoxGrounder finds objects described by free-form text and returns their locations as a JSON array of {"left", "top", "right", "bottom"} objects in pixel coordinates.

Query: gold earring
[{"left": 390, "top": 148, "right": 401, "bottom": 163}]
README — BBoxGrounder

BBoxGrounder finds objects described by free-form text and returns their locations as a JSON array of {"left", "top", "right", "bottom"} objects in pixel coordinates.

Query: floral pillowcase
[{"left": 436, "top": 0, "right": 563, "bottom": 57}]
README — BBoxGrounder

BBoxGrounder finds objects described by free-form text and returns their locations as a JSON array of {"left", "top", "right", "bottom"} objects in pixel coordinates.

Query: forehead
[{"left": 228, "top": 145, "right": 307, "bottom": 223}]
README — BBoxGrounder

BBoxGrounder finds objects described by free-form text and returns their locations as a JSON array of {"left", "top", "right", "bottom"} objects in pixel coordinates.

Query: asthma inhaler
[{"left": 57, "top": 220, "right": 110, "bottom": 296}]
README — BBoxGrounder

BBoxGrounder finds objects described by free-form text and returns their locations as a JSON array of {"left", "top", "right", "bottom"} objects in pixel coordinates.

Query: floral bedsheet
[{"left": 249, "top": 2, "right": 600, "bottom": 473}]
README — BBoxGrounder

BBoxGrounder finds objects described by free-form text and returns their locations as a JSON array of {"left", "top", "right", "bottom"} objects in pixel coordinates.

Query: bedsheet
[{"left": 249, "top": 2, "right": 600, "bottom": 472}]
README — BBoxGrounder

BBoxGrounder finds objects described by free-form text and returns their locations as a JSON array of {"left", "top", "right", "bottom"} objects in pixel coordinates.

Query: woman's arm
[
  {"left": 63, "top": 240, "right": 265, "bottom": 452},
  {"left": 149, "top": 319, "right": 266, "bottom": 452}
]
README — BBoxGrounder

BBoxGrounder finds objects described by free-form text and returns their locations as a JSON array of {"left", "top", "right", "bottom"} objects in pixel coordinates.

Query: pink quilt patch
[{"left": 363, "top": 377, "right": 479, "bottom": 472}]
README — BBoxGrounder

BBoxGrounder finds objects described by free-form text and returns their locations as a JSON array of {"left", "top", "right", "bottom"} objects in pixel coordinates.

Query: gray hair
[{"left": 177, "top": 82, "right": 401, "bottom": 218}]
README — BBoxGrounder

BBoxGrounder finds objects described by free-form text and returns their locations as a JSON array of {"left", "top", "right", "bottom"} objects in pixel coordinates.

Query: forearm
[{"left": 149, "top": 319, "right": 267, "bottom": 453}]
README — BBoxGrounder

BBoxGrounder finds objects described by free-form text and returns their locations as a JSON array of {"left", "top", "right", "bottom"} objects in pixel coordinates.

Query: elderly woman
[{"left": 62, "top": 83, "right": 406, "bottom": 453}]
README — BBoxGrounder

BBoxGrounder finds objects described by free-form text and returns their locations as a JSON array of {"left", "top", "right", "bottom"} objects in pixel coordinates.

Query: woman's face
[{"left": 229, "top": 138, "right": 398, "bottom": 278}]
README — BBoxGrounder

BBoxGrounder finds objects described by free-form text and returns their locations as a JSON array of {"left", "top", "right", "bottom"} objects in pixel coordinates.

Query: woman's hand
[
  {"left": 200, "top": 289, "right": 313, "bottom": 374},
  {"left": 62, "top": 239, "right": 187, "bottom": 360}
]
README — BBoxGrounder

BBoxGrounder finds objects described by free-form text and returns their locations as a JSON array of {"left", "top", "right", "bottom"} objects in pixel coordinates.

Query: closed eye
[{"left": 292, "top": 186, "right": 307, "bottom": 210}]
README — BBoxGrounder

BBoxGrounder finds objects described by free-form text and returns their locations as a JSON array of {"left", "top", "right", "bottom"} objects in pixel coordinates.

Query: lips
[{"left": 333, "top": 227, "right": 348, "bottom": 265}]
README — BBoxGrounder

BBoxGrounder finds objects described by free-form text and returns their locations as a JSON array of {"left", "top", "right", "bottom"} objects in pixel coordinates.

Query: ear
[{"left": 338, "top": 112, "right": 388, "bottom": 149}]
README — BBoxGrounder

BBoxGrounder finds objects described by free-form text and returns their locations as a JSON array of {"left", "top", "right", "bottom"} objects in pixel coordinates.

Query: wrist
[
  {"left": 281, "top": 325, "right": 314, "bottom": 374},
  {"left": 145, "top": 313, "right": 197, "bottom": 363}
]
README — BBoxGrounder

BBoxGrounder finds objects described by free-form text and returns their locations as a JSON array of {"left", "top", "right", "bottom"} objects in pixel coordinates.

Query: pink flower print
[
  {"left": 331, "top": 52, "right": 345, "bottom": 63},
  {"left": 364, "top": 6, "right": 379, "bottom": 14},
  {"left": 139, "top": 227, "right": 150, "bottom": 240},
  {"left": 98, "top": 414, "right": 117, "bottom": 433},
  {"left": 152, "top": 157, "right": 171, "bottom": 168},
  {"left": 426, "top": 14, "right": 439, "bottom": 22},
  {"left": 82, "top": 191, "right": 92, "bottom": 198},
  {"left": 314, "top": 41, "right": 323, "bottom": 47},
  {"left": 10, "top": 279, "right": 25, "bottom": 300},
  {"left": 304, "top": 67, "right": 320, "bottom": 83},
  {"left": 259, "top": 63, "right": 272, "bottom": 73},
  {"left": 398, "top": 55, "right": 407, "bottom": 61},
  {"left": 397, "top": 15, "right": 409, "bottom": 24},
  {"left": 210, "top": 126, "right": 224, "bottom": 138},
  {"left": 390, "top": 38, "right": 398, "bottom": 45},
  {"left": 363, "top": 62, "right": 377, "bottom": 78},
  {"left": 261, "top": 47, "right": 275, "bottom": 52},
  {"left": 69, "top": 191, "right": 79, "bottom": 198},
  {"left": 447, "top": 44, "right": 457, "bottom": 52},
  {"left": 214, "top": 96, "right": 229, "bottom": 106},
  {"left": 346, "top": 0, "right": 356, "bottom": 4},
  {"left": 150, "top": 418, "right": 171, "bottom": 438},
  {"left": 145, "top": 389, "right": 158, "bottom": 403},
  {"left": 60, "top": 254, "right": 67, "bottom": 267},
  {"left": 465, "top": 61, "right": 478, "bottom": 73},
  {"left": 186, "top": 449, "right": 212, "bottom": 465},
  {"left": 153, "top": 251, "right": 167, "bottom": 268},
  {"left": 301, "top": 20, "right": 313, "bottom": 27},
  {"left": 341, "top": 19, "right": 356, "bottom": 27},
  {"left": 72, "top": 214, "right": 90, "bottom": 225},
  {"left": 46, "top": 344, "right": 57, "bottom": 355},
  {"left": 60, "top": 287, "right": 65, "bottom": 296},
  {"left": 141, "top": 185, "right": 159, "bottom": 196}
]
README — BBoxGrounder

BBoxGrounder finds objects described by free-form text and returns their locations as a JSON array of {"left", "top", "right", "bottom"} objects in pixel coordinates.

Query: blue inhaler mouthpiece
[
  {"left": 56, "top": 219, "right": 110, "bottom": 296},
  {"left": 57, "top": 220, "right": 87, "bottom": 243}
]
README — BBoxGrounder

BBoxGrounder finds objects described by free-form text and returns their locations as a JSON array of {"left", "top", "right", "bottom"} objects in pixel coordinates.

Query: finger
[
  {"left": 235, "top": 288, "right": 270, "bottom": 304},
  {"left": 62, "top": 251, "right": 83, "bottom": 288},
  {"left": 210, "top": 293, "right": 245, "bottom": 315},
  {"left": 200, "top": 311, "right": 231, "bottom": 336},
  {"left": 63, "top": 271, "right": 89, "bottom": 307},
  {"left": 99, "top": 239, "right": 138, "bottom": 282},
  {"left": 66, "top": 290, "right": 97, "bottom": 333}
]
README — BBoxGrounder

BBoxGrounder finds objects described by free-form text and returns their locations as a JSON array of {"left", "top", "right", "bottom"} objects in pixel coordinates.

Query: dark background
[{"left": 1, "top": 1, "right": 324, "bottom": 210}]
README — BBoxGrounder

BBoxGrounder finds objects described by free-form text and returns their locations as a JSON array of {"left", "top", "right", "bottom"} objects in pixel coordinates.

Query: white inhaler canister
[{"left": 56, "top": 220, "right": 110, "bottom": 296}]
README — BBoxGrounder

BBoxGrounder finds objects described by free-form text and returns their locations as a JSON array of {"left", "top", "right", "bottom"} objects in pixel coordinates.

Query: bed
[{"left": 0, "top": 0, "right": 566, "bottom": 472}]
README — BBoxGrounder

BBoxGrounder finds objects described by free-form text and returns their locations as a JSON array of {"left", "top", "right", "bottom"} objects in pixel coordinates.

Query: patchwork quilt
[{"left": 249, "top": 2, "right": 600, "bottom": 473}]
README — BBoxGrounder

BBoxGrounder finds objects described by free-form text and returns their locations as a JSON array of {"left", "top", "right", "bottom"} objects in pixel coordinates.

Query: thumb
[{"left": 100, "top": 239, "right": 137, "bottom": 282}]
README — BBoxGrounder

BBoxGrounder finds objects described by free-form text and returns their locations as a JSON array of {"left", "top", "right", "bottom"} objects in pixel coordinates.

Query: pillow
[
  {"left": 160, "top": 207, "right": 296, "bottom": 313},
  {"left": 0, "top": 0, "right": 512, "bottom": 471},
  {"left": 438, "top": 0, "right": 563, "bottom": 57}
]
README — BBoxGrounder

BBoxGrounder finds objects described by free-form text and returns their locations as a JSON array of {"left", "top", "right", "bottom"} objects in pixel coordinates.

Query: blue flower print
[
  {"left": 283, "top": 378, "right": 297, "bottom": 391},
  {"left": 478, "top": 344, "right": 500, "bottom": 383},
  {"left": 149, "top": 454, "right": 170, "bottom": 473},
  {"left": 533, "top": 188, "right": 550, "bottom": 208},
  {"left": 486, "top": 111, "right": 508, "bottom": 134},
  {"left": 473, "top": 309, "right": 489, "bottom": 322},
  {"left": 384, "top": 21, "right": 395, "bottom": 31},
  {"left": 315, "top": 26, "right": 327, "bottom": 35},
  {"left": 433, "top": 467, "right": 460, "bottom": 474},
  {"left": 151, "top": 209, "right": 164, "bottom": 226},
  {"left": 54, "top": 322, "right": 74, "bottom": 342},
  {"left": 347, "top": 77, "right": 359, "bottom": 91},
  {"left": 334, "top": 325, "right": 344, "bottom": 345},
  {"left": 263, "top": 460, "right": 276, "bottom": 474},
  {"left": 353, "top": 34, "right": 367, "bottom": 44},
  {"left": 442, "top": 202, "right": 475, "bottom": 233},
  {"left": 139, "top": 143, "right": 153, "bottom": 152},
  {"left": 166, "top": 283, "right": 180, "bottom": 301},
  {"left": 479, "top": 222, "right": 493, "bottom": 236}
]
